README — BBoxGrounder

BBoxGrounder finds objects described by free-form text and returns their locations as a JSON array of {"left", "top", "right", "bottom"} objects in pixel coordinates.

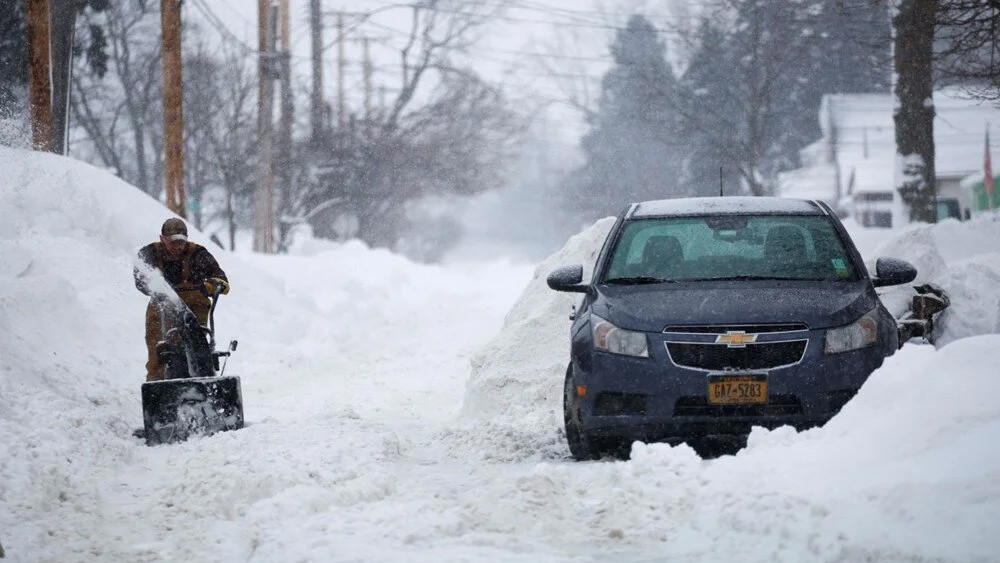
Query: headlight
[
  {"left": 591, "top": 314, "right": 649, "bottom": 357},
  {"left": 824, "top": 307, "right": 879, "bottom": 354}
]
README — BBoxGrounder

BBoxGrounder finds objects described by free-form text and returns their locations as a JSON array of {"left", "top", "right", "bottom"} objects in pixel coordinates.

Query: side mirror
[
  {"left": 546, "top": 264, "right": 588, "bottom": 293},
  {"left": 873, "top": 257, "right": 917, "bottom": 287}
]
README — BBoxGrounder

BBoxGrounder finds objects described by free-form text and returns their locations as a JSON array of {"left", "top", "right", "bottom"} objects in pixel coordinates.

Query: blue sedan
[{"left": 548, "top": 197, "right": 917, "bottom": 460}]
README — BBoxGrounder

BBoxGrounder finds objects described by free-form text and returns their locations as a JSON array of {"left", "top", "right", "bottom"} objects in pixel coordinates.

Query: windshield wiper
[
  {"left": 603, "top": 276, "right": 678, "bottom": 285},
  {"left": 683, "top": 275, "right": 830, "bottom": 282}
]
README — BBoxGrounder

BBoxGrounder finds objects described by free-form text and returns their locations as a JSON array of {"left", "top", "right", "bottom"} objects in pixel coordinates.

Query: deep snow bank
[
  {"left": 0, "top": 148, "right": 308, "bottom": 553},
  {"left": 863, "top": 214, "right": 1000, "bottom": 344},
  {"left": 460, "top": 218, "right": 614, "bottom": 426},
  {"left": 0, "top": 148, "right": 533, "bottom": 559},
  {"left": 451, "top": 218, "right": 613, "bottom": 461},
  {"left": 474, "top": 334, "right": 1000, "bottom": 562}
]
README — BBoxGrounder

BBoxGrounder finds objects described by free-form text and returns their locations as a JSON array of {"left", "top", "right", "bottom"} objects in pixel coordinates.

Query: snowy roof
[
  {"left": 775, "top": 164, "right": 838, "bottom": 201},
  {"left": 629, "top": 197, "right": 824, "bottom": 218},
  {"left": 845, "top": 158, "right": 895, "bottom": 194},
  {"left": 781, "top": 88, "right": 1000, "bottom": 200},
  {"left": 825, "top": 88, "right": 1000, "bottom": 181},
  {"left": 959, "top": 170, "right": 1000, "bottom": 189}
]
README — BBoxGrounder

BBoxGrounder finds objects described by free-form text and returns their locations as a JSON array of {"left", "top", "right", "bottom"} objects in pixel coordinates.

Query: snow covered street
[{"left": 3, "top": 149, "right": 1000, "bottom": 562}]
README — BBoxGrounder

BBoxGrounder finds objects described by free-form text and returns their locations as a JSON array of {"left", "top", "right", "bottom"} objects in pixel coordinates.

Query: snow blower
[{"left": 140, "top": 288, "right": 243, "bottom": 446}]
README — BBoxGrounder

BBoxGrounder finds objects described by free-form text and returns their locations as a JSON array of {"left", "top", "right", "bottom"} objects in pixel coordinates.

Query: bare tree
[
  {"left": 286, "top": 0, "right": 522, "bottom": 253},
  {"left": 70, "top": 1, "right": 163, "bottom": 196},
  {"left": 935, "top": 0, "right": 1000, "bottom": 101},
  {"left": 182, "top": 43, "right": 220, "bottom": 230},
  {"left": 199, "top": 49, "right": 258, "bottom": 250}
]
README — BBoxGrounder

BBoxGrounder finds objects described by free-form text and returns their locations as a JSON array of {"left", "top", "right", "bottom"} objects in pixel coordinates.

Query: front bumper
[{"left": 572, "top": 329, "right": 888, "bottom": 440}]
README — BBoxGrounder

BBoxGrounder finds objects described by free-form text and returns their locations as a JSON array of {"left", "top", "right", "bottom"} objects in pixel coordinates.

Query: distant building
[{"left": 777, "top": 88, "right": 1000, "bottom": 227}]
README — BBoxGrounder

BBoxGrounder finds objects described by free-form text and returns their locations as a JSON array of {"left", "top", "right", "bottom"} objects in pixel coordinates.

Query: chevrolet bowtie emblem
[{"left": 716, "top": 331, "right": 757, "bottom": 347}]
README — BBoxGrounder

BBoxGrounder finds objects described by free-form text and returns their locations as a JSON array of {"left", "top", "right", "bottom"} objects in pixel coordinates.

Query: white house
[{"left": 777, "top": 88, "right": 1000, "bottom": 227}]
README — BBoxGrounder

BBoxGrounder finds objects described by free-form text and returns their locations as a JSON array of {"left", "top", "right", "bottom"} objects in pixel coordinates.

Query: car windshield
[{"left": 602, "top": 214, "right": 859, "bottom": 283}]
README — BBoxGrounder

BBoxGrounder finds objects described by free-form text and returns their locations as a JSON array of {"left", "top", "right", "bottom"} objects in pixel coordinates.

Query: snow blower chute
[{"left": 140, "top": 289, "right": 243, "bottom": 446}]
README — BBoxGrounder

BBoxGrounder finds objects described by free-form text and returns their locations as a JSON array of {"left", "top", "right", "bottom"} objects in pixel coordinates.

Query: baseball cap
[{"left": 161, "top": 218, "right": 188, "bottom": 241}]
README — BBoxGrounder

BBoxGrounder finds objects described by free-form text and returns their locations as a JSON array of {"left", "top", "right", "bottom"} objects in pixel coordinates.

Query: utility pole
[
  {"left": 310, "top": 0, "right": 324, "bottom": 144},
  {"left": 277, "top": 0, "right": 293, "bottom": 251},
  {"left": 363, "top": 37, "right": 372, "bottom": 123},
  {"left": 255, "top": 0, "right": 276, "bottom": 253},
  {"left": 50, "top": 0, "right": 76, "bottom": 155},
  {"left": 337, "top": 11, "right": 345, "bottom": 129},
  {"left": 26, "top": 0, "right": 53, "bottom": 152},
  {"left": 161, "top": 0, "right": 185, "bottom": 217}
]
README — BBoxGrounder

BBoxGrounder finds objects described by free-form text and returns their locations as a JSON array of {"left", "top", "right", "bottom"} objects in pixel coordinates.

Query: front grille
[
  {"left": 673, "top": 395, "right": 803, "bottom": 417},
  {"left": 666, "top": 340, "right": 807, "bottom": 370},
  {"left": 664, "top": 324, "right": 808, "bottom": 334},
  {"left": 593, "top": 392, "right": 647, "bottom": 416}
]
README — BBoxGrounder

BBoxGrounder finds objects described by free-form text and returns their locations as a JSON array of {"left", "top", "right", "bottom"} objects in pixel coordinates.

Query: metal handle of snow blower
[{"left": 206, "top": 291, "right": 238, "bottom": 376}]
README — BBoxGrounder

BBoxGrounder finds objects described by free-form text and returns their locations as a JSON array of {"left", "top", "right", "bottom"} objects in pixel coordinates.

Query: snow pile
[
  {"left": 472, "top": 335, "right": 1000, "bottom": 562},
  {"left": 0, "top": 149, "right": 182, "bottom": 558},
  {"left": 0, "top": 148, "right": 324, "bottom": 558},
  {"left": 865, "top": 214, "right": 1000, "bottom": 344},
  {"left": 459, "top": 218, "right": 613, "bottom": 452},
  {"left": 0, "top": 148, "right": 532, "bottom": 560}
]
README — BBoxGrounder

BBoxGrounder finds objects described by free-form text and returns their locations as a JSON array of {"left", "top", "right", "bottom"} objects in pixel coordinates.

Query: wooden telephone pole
[
  {"left": 276, "top": 0, "right": 293, "bottom": 250},
  {"left": 310, "top": 0, "right": 324, "bottom": 144},
  {"left": 50, "top": 0, "right": 76, "bottom": 155},
  {"left": 363, "top": 37, "right": 372, "bottom": 122},
  {"left": 161, "top": 0, "right": 186, "bottom": 217},
  {"left": 255, "top": 0, "right": 277, "bottom": 253},
  {"left": 26, "top": 0, "right": 53, "bottom": 152},
  {"left": 337, "top": 11, "right": 345, "bottom": 129}
]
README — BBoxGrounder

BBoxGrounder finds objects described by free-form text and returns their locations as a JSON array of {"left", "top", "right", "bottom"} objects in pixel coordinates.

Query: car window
[{"left": 603, "top": 215, "right": 858, "bottom": 282}]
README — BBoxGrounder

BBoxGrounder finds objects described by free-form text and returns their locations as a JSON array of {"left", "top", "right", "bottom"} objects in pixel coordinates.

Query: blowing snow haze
[
  {"left": 0, "top": 0, "right": 904, "bottom": 261},
  {"left": 3, "top": 0, "right": 1000, "bottom": 561}
]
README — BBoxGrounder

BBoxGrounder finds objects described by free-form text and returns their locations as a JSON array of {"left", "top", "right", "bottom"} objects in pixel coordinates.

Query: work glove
[{"left": 201, "top": 277, "right": 230, "bottom": 296}]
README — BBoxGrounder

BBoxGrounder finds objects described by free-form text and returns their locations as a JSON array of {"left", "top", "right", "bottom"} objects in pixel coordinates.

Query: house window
[{"left": 871, "top": 211, "right": 892, "bottom": 228}]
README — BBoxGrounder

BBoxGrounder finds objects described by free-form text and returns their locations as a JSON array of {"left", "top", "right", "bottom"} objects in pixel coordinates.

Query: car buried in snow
[{"left": 548, "top": 197, "right": 918, "bottom": 460}]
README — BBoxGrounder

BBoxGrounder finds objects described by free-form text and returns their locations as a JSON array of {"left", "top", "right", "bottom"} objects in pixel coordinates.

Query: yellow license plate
[{"left": 707, "top": 374, "right": 768, "bottom": 405}]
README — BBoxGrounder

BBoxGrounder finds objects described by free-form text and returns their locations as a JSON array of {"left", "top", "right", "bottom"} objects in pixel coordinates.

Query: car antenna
[{"left": 719, "top": 166, "right": 723, "bottom": 197}]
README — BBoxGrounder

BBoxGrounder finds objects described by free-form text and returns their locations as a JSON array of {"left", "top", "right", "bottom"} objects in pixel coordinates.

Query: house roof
[
  {"left": 775, "top": 162, "right": 838, "bottom": 200},
  {"left": 781, "top": 88, "right": 1000, "bottom": 198},
  {"left": 828, "top": 88, "right": 1000, "bottom": 184}
]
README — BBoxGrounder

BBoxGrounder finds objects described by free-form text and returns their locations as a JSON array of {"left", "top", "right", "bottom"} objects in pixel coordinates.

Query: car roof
[{"left": 627, "top": 196, "right": 827, "bottom": 218}]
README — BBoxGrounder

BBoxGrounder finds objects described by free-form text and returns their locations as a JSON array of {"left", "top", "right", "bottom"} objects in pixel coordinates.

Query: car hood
[{"left": 592, "top": 281, "right": 877, "bottom": 331}]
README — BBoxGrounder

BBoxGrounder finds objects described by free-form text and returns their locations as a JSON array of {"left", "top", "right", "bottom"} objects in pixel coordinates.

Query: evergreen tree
[
  {"left": 675, "top": 20, "right": 742, "bottom": 195},
  {"left": 570, "top": 15, "right": 685, "bottom": 220},
  {"left": 0, "top": 0, "right": 28, "bottom": 113},
  {"left": 0, "top": 0, "right": 108, "bottom": 116},
  {"left": 677, "top": 0, "right": 891, "bottom": 195}
]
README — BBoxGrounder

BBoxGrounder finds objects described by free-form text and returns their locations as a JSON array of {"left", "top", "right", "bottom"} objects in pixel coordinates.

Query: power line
[
  {"left": 189, "top": 0, "right": 319, "bottom": 64},
  {"left": 189, "top": 0, "right": 254, "bottom": 53},
  {"left": 351, "top": 0, "right": 687, "bottom": 33},
  {"left": 359, "top": 0, "right": 689, "bottom": 27}
]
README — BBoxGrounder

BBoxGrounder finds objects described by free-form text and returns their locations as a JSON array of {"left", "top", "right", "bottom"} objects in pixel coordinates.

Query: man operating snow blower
[
  {"left": 135, "top": 218, "right": 229, "bottom": 381},
  {"left": 133, "top": 218, "right": 242, "bottom": 445}
]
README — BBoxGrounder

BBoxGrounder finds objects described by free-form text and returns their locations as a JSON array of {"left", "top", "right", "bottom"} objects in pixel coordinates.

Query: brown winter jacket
[{"left": 134, "top": 241, "right": 228, "bottom": 296}]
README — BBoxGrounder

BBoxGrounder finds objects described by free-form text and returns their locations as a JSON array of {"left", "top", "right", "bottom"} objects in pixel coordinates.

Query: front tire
[{"left": 564, "top": 363, "right": 599, "bottom": 461}]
